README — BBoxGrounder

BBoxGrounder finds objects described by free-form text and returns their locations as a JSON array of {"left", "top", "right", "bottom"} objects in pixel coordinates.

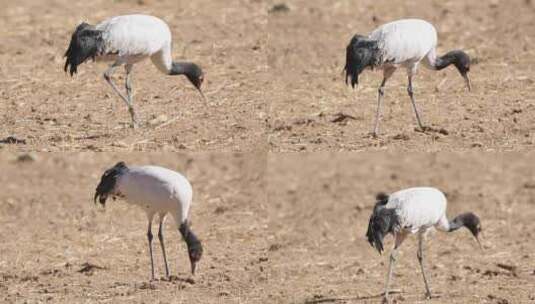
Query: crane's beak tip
[
  {"left": 197, "top": 88, "right": 207, "bottom": 104},
  {"left": 463, "top": 73, "right": 472, "bottom": 91},
  {"left": 475, "top": 236, "right": 483, "bottom": 250},
  {"left": 190, "top": 261, "right": 197, "bottom": 276}
]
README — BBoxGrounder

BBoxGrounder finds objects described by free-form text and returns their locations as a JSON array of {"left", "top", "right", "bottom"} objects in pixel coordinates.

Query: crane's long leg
[
  {"left": 373, "top": 67, "right": 395, "bottom": 137},
  {"left": 407, "top": 75, "right": 425, "bottom": 131},
  {"left": 103, "top": 61, "right": 138, "bottom": 128},
  {"left": 384, "top": 232, "right": 407, "bottom": 304},
  {"left": 417, "top": 233, "right": 432, "bottom": 299},
  {"left": 157, "top": 213, "right": 170, "bottom": 279},
  {"left": 373, "top": 78, "right": 387, "bottom": 137},
  {"left": 124, "top": 64, "right": 138, "bottom": 128},
  {"left": 147, "top": 214, "right": 155, "bottom": 281}
]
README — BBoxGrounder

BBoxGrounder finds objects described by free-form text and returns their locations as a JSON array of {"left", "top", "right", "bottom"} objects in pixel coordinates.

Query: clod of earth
[
  {"left": 78, "top": 262, "right": 105, "bottom": 274},
  {"left": 0, "top": 136, "right": 26, "bottom": 144},
  {"left": 331, "top": 112, "right": 356, "bottom": 123},
  {"left": 269, "top": 4, "right": 290, "bottom": 14}
]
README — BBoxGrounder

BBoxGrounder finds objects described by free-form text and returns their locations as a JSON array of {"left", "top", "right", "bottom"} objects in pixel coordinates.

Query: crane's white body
[
  {"left": 368, "top": 19, "right": 438, "bottom": 71},
  {"left": 115, "top": 165, "right": 192, "bottom": 225},
  {"left": 385, "top": 187, "right": 450, "bottom": 234},
  {"left": 96, "top": 14, "right": 174, "bottom": 73}
]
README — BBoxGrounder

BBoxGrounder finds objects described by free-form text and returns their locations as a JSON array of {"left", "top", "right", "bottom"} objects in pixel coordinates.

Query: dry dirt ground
[
  {"left": 268, "top": 0, "right": 535, "bottom": 151},
  {"left": 0, "top": 0, "right": 267, "bottom": 152},
  {"left": 267, "top": 153, "right": 535, "bottom": 303},
  {"left": 0, "top": 152, "right": 268, "bottom": 303}
]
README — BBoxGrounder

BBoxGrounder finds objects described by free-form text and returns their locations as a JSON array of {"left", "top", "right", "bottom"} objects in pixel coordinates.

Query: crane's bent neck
[
  {"left": 438, "top": 213, "right": 471, "bottom": 232},
  {"left": 179, "top": 222, "right": 201, "bottom": 248},
  {"left": 434, "top": 50, "right": 467, "bottom": 71},
  {"left": 169, "top": 62, "right": 196, "bottom": 76}
]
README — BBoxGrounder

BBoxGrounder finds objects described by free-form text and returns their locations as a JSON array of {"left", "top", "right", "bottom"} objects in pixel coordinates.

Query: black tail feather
[
  {"left": 365, "top": 193, "right": 398, "bottom": 254},
  {"left": 64, "top": 22, "right": 103, "bottom": 76},
  {"left": 375, "top": 192, "right": 389, "bottom": 204},
  {"left": 344, "top": 35, "right": 379, "bottom": 88},
  {"left": 94, "top": 161, "right": 128, "bottom": 206}
]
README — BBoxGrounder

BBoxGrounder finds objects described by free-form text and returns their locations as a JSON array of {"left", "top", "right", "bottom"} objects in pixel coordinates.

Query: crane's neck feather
[
  {"left": 434, "top": 50, "right": 470, "bottom": 72},
  {"left": 170, "top": 62, "right": 198, "bottom": 76},
  {"left": 446, "top": 212, "right": 481, "bottom": 234},
  {"left": 179, "top": 222, "right": 202, "bottom": 250}
]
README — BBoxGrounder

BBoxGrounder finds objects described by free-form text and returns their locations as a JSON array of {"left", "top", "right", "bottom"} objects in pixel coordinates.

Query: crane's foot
[
  {"left": 414, "top": 125, "right": 430, "bottom": 133},
  {"left": 425, "top": 291, "right": 432, "bottom": 300},
  {"left": 130, "top": 120, "right": 139, "bottom": 129},
  {"left": 368, "top": 131, "right": 379, "bottom": 139},
  {"left": 382, "top": 296, "right": 391, "bottom": 304}
]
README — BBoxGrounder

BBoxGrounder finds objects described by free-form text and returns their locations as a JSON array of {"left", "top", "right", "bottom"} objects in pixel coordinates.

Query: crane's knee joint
[
  {"left": 378, "top": 87, "right": 385, "bottom": 96},
  {"left": 417, "top": 251, "right": 423, "bottom": 261},
  {"left": 104, "top": 73, "right": 111, "bottom": 82},
  {"left": 407, "top": 86, "right": 413, "bottom": 96},
  {"left": 158, "top": 230, "right": 163, "bottom": 240},
  {"left": 147, "top": 230, "right": 153, "bottom": 242}
]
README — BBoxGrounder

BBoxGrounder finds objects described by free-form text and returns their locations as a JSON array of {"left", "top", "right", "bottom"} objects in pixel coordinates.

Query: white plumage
[
  {"left": 94, "top": 162, "right": 203, "bottom": 279},
  {"left": 116, "top": 165, "right": 193, "bottom": 223},
  {"left": 369, "top": 19, "right": 438, "bottom": 68},
  {"left": 64, "top": 14, "right": 205, "bottom": 128},
  {"left": 344, "top": 19, "right": 472, "bottom": 136},
  {"left": 384, "top": 187, "right": 447, "bottom": 234},
  {"left": 366, "top": 187, "right": 481, "bottom": 303},
  {"left": 96, "top": 15, "right": 174, "bottom": 73}
]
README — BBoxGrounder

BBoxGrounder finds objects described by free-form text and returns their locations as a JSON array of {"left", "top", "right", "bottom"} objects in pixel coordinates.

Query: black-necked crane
[
  {"left": 344, "top": 19, "right": 472, "bottom": 136},
  {"left": 64, "top": 14, "right": 205, "bottom": 128},
  {"left": 365, "top": 187, "right": 481, "bottom": 303},
  {"left": 94, "top": 161, "right": 203, "bottom": 279}
]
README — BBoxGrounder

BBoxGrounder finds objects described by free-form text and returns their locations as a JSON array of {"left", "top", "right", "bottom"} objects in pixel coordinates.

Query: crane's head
[
  {"left": 450, "top": 50, "right": 472, "bottom": 91},
  {"left": 179, "top": 222, "right": 203, "bottom": 275},
  {"left": 172, "top": 62, "right": 206, "bottom": 101},
  {"left": 94, "top": 161, "right": 128, "bottom": 207},
  {"left": 454, "top": 212, "right": 482, "bottom": 248},
  {"left": 344, "top": 34, "right": 379, "bottom": 88}
]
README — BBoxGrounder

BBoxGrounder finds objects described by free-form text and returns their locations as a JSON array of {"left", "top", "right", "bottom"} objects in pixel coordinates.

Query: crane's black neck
[
  {"left": 179, "top": 222, "right": 201, "bottom": 247},
  {"left": 178, "top": 222, "right": 202, "bottom": 258},
  {"left": 169, "top": 62, "right": 199, "bottom": 76},
  {"left": 434, "top": 50, "right": 470, "bottom": 73},
  {"left": 448, "top": 212, "right": 481, "bottom": 236}
]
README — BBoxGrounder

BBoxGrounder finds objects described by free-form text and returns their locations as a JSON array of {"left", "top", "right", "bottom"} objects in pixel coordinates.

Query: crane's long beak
[
  {"left": 463, "top": 73, "right": 472, "bottom": 91},
  {"left": 197, "top": 88, "right": 207, "bottom": 104},
  {"left": 475, "top": 236, "right": 482, "bottom": 250},
  {"left": 190, "top": 261, "right": 196, "bottom": 276}
]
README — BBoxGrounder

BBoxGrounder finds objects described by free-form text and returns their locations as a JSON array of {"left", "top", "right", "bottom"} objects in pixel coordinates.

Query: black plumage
[
  {"left": 365, "top": 192, "right": 399, "bottom": 254},
  {"left": 64, "top": 22, "right": 104, "bottom": 76},
  {"left": 179, "top": 221, "right": 204, "bottom": 275},
  {"left": 94, "top": 161, "right": 128, "bottom": 206},
  {"left": 344, "top": 34, "right": 380, "bottom": 88}
]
